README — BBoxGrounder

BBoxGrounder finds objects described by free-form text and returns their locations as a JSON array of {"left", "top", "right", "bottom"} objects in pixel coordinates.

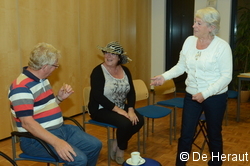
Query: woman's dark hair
[{"left": 117, "top": 54, "right": 123, "bottom": 65}]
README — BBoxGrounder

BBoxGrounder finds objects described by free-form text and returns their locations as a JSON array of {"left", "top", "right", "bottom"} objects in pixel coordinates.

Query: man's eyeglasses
[{"left": 51, "top": 64, "right": 59, "bottom": 68}]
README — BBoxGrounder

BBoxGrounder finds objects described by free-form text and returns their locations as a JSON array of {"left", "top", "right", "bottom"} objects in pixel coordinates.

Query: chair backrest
[
  {"left": 83, "top": 86, "right": 91, "bottom": 112},
  {"left": 152, "top": 79, "right": 177, "bottom": 104},
  {"left": 82, "top": 86, "right": 91, "bottom": 128},
  {"left": 10, "top": 111, "right": 18, "bottom": 132},
  {"left": 153, "top": 79, "right": 176, "bottom": 95},
  {"left": 132, "top": 79, "right": 149, "bottom": 101}
]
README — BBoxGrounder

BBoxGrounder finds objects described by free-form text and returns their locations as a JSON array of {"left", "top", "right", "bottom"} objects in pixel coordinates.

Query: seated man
[{"left": 8, "top": 42, "right": 102, "bottom": 166}]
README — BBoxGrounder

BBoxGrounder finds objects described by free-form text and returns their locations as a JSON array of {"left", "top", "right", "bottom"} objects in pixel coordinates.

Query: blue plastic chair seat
[
  {"left": 156, "top": 97, "right": 184, "bottom": 108},
  {"left": 88, "top": 119, "right": 117, "bottom": 128},
  {"left": 137, "top": 105, "right": 172, "bottom": 118},
  {"left": 199, "top": 114, "right": 206, "bottom": 121},
  {"left": 227, "top": 90, "right": 238, "bottom": 99}
]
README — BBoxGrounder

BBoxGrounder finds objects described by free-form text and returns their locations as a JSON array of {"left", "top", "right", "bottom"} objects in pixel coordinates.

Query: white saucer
[{"left": 126, "top": 158, "right": 145, "bottom": 165}]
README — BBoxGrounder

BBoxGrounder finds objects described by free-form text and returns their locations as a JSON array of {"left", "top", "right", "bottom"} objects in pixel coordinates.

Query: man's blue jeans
[
  {"left": 176, "top": 92, "right": 227, "bottom": 166},
  {"left": 20, "top": 124, "right": 102, "bottom": 166}
]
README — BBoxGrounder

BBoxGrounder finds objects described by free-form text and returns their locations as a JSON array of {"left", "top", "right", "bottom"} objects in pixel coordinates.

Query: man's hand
[
  {"left": 20, "top": 116, "right": 76, "bottom": 162},
  {"left": 53, "top": 139, "right": 76, "bottom": 162},
  {"left": 57, "top": 83, "right": 74, "bottom": 101}
]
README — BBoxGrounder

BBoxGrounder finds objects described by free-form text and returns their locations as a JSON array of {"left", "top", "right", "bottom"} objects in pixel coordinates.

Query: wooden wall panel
[
  {"left": 120, "top": 0, "right": 151, "bottom": 86},
  {"left": 0, "top": 0, "right": 151, "bottom": 140},
  {"left": 80, "top": 0, "right": 120, "bottom": 91},
  {"left": 135, "top": 0, "right": 151, "bottom": 86},
  {"left": 0, "top": 0, "right": 20, "bottom": 139},
  {"left": 120, "top": 0, "right": 137, "bottom": 80},
  {"left": 18, "top": 0, "right": 81, "bottom": 116}
]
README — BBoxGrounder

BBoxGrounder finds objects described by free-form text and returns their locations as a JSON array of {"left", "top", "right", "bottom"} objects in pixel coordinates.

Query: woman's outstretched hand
[{"left": 150, "top": 75, "right": 165, "bottom": 86}]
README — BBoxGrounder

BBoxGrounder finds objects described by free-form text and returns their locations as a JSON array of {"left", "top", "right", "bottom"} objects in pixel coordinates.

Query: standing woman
[
  {"left": 151, "top": 7, "right": 232, "bottom": 166},
  {"left": 88, "top": 41, "right": 144, "bottom": 165}
]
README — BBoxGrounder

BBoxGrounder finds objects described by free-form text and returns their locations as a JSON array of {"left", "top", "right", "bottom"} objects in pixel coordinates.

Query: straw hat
[{"left": 98, "top": 41, "right": 132, "bottom": 64}]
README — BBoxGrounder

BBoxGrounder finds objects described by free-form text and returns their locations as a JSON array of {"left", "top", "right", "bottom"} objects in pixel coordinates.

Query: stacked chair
[
  {"left": 133, "top": 79, "right": 172, "bottom": 153},
  {"left": 152, "top": 79, "right": 184, "bottom": 140},
  {"left": 192, "top": 114, "right": 209, "bottom": 155}
]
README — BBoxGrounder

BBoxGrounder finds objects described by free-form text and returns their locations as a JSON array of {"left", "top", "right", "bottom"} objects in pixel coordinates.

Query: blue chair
[
  {"left": 154, "top": 80, "right": 230, "bottom": 139},
  {"left": 153, "top": 79, "right": 184, "bottom": 140},
  {"left": 133, "top": 79, "right": 172, "bottom": 154},
  {"left": 228, "top": 90, "right": 238, "bottom": 99},
  {"left": 10, "top": 116, "right": 84, "bottom": 166},
  {"left": 83, "top": 86, "right": 140, "bottom": 166}
]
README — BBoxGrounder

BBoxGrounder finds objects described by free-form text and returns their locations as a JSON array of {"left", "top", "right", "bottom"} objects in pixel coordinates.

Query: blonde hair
[
  {"left": 195, "top": 7, "right": 220, "bottom": 36},
  {"left": 28, "top": 43, "right": 61, "bottom": 70}
]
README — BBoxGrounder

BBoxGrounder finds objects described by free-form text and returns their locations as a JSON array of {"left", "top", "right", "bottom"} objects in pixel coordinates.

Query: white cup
[{"left": 131, "top": 151, "right": 141, "bottom": 164}]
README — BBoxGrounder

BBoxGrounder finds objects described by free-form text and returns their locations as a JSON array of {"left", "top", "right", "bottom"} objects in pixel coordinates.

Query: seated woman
[{"left": 88, "top": 41, "right": 144, "bottom": 165}]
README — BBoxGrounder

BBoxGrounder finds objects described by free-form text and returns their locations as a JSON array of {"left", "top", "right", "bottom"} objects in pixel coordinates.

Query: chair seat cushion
[
  {"left": 136, "top": 105, "right": 171, "bottom": 118},
  {"left": 157, "top": 97, "right": 184, "bottom": 108},
  {"left": 88, "top": 119, "right": 117, "bottom": 128},
  {"left": 199, "top": 114, "right": 206, "bottom": 121},
  {"left": 227, "top": 90, "right": 238, "bottom": 99}
]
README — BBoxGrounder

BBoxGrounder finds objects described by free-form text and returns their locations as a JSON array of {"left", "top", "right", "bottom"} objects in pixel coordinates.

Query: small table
[
  {"left": 122, "top": 157, "right": 161, "bottom": 166},
  {"left": 237, "top": 73, "right": 250, "bottom": 122}
]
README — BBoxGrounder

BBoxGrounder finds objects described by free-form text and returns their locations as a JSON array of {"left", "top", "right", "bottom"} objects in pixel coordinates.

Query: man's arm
[{"left": 19, "top": 116, "right": 76, "bottom": 162}]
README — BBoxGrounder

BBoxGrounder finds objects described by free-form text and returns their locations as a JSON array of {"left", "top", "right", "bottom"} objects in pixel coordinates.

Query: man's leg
[{"left": 61, "top": 125, "right": 102, "bottom": 166}]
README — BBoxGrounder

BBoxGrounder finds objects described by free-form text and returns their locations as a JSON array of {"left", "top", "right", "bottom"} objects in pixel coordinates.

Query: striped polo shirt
[{"left": 8, "top": 67, "right": 63, "bottom": 132}]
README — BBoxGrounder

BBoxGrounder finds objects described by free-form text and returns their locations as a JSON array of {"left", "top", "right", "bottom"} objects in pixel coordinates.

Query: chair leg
[
  {"left": 193, "top": 120, "right": 209, "bottom": 155},
  {"left": 146, "top": 117, "right": 149, "bottom": 137},
  {"left": 173, "top": 107, "right": 177, "bottom": 140},
  {"left": 107, "top": 127, "right": 111, "bottom": 166},
  {"left": 137, "top": 130, "right": 140, "bottom": 152},
  {"left": 143, "top": 117, "right": 147, "bottom": 154},
  {"left": 199, "top": 122, "right": 209, "bottom": 155},
  {"left": 82, "top": 108, "right": 86, "bottom": 129},
  {"left": 169, "top": 112, "right": 173, "bottom": 145},
  {"left": 112, "top": 128, "right": 116, "bottom": 139},
  {"left": 224, "top": 105, "right": 228, "bottom": 126},
  {"left": 199, "top": 138, "right": 207, "bottom": 155},
  {"left": 0, "top": 151, "right": 18, "bottom": 166},
  {"left": 152, "top": 118, "right": 155, "bottom": 133}
]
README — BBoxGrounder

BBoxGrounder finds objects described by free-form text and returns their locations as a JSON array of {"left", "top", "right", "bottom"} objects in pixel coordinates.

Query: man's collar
[{"left": 22, "top": 66, "right": 45, "bottom": 82}]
